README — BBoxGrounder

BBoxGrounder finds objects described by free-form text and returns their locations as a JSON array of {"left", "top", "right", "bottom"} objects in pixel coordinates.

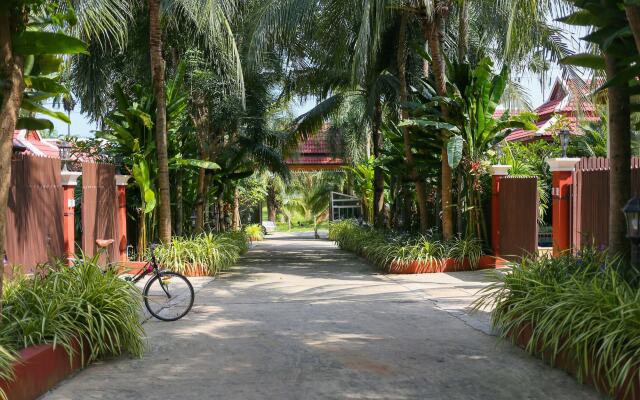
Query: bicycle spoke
[{"left": 143, "top": 272, "right": 194, "bottom": 321}]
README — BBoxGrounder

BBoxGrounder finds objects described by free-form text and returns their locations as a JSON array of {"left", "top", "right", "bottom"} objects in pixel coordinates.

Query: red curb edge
[
  {"left": 0, "top": 340, "right": 86, "bottom": 400},
  {"left": 388, "top": 255, "right": 503, "bottom": 274}
]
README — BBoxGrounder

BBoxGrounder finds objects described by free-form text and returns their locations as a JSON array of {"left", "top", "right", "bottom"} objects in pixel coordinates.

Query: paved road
[{"left": 44, "top": 232, "right": 602, "bottom": 400}]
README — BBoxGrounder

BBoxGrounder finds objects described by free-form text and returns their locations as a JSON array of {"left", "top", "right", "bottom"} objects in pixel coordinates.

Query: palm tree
[
  {"left": 147, "top": 0, "right": 173, "bottom": 243},
  {"left": 397, "top": 12, "right": 430, "bottom": 232},
  {"left": 70, "top": 0, "right": 244, "bottom": 242}
]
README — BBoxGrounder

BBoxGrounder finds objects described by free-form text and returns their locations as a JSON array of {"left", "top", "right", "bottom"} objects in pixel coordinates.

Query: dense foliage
[
  {"left": 475, "top": 249, "right": 640, "bottom": 398},
  {"left": 328, "top": 220, "right": 483, "bottom": 272},
  {"left": 244, "top": 224, "right": 264, "bottom": 241},
  {"left": 153, "top": 232, "right": 249, "bottom": 276},
  {"left": 0, "top": 257, "right": 145, "bottom": 397}
]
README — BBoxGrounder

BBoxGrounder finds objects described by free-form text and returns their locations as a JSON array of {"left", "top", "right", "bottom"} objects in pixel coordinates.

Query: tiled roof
[
  {"left": 288, "top": 156, "right": 344, "bottom": 165},
  {"left": 12, "top": 130, "right": 60, "bottom": 158},
  {"left": 286, "top": 124, "right": 345, "bottom": 166},
  {"left": 506, "top": 78, "right": 601, "bottom": 143}
]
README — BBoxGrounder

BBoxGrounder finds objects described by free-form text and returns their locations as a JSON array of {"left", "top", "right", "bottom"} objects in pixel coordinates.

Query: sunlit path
[{"left": 43, "top": 233, "right": 601, "bottom": 400}]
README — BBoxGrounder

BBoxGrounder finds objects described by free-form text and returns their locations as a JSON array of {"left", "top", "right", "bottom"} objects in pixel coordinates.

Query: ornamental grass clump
[
  {"left": 0, "top": 256, "right": 145, "bottom": 398},
  {"left": 153, "top": 232, "right": 249, "bottom": 276},
  {"left": 328, "top": 220, "right": 484, "bottom": 271},
  {"left": 474, "top": 248, "right": 640, "bottom": 398},
  {"left": 245, "top": 224, "right": 264, "bottom": 241}
]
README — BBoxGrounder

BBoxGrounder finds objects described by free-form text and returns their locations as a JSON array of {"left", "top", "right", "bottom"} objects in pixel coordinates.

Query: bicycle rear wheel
[{"left": 143, "top": 271, "right": 194, "bottom": 321}]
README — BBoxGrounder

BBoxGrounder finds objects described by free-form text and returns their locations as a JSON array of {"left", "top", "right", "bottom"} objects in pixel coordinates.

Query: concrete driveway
[{"left": 43, "top": 232, "right": 602, "bottom": 400}]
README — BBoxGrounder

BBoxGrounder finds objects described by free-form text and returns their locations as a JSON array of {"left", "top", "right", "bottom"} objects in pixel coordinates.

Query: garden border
[
  {"left": 0, "top": 339, "right": 86, "bottom": 400},
  {"left": 388, "top": 256, "right": 503, "bottom": 274},
  {"left": 508, "top": 323, "right": 639, "bottom": 400}
]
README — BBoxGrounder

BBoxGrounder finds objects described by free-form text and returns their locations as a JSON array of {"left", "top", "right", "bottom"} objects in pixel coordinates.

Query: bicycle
[{"left": 95, "top": 239, "right": 195, "bottom": 321}]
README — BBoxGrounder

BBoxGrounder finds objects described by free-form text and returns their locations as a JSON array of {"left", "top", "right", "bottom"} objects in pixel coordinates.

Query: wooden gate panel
[
  {"left": 571, "top": 157, "right": 640, "bottom": 250},
  {"left": 499, "top": 177, "right": 538, "bottom": 260},
  {"left": 4, "top": 155, "right": 63, "bottom": 271},
  {"left": 82, "top": 163, "right": 118, "bottom": 262}
]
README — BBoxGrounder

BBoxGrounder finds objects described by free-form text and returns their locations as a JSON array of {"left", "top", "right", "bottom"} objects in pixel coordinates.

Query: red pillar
[
  {"left": 490, "top": 165, "right": 510, "bottom": 258},
  {"left": 547, "top": 158, "right": 580, "bottom": 256},
  {"left": 61, "top": 171, "right": 81, "bottom": 265},
  {"left": 115, "top": 175, "right": 131, "bottom": 262}
]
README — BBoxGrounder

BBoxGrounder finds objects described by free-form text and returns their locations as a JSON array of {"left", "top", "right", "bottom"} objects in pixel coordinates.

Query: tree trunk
[
  {"left": 372, "top": 99, "right": 386, "bottom": 228},
  {"left": 457, "top": 0, "right": 469, "bottom": 62},
  {"left": 0, "top": 10, "right": 25, "bottom": 311},
  {"left": 174, "top": 169, "right": 183, "bottom": 236},
  {"left": 148, "top": 0, "right": 172, "bottom": 243},
  {"left": 194, "top": 162, "right": 207, "bottom": 233},
  {"left": 233, "top": 187, "right": 240, "bottom": 230},
  {"left": 625, "top": 6, "right": 640, "bottom": 54},
  {"left": 403, "top": 185, "right": 413, "bottom": 230},
  {"left": 267, "top": 184, "right": 277, "bottom": 222},
  {"left": 137, "top": 207, "right": 147, "bottom": 260},
  {"left": 218, "top": 192, "right": 226, "bottom": 233},
  {"left": 605, "top": 53, "right": 631, "bottom": 263},
  {"left": 456, "top": 172, "right": 464, "bottom": 235},
  {"left": 398, "top": 13, "right": 429, "bottom": 233},
  {"left": 425, "top": 16, "right": 454, "bottom": 240}
]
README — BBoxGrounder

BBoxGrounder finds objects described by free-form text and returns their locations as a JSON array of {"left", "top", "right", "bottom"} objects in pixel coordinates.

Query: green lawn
[{"left": 275, "top": 221, "right": 329, "bottom": 232}]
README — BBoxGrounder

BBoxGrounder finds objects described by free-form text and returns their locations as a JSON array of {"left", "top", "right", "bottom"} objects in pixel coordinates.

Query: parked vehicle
[{"left": 261, "top": 221, "right": 277, "bottom": 235}]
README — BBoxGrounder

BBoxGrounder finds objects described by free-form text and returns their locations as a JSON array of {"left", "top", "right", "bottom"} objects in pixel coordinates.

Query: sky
[{"left": 50, "top": 74, "right": 555, "bottom": 139}]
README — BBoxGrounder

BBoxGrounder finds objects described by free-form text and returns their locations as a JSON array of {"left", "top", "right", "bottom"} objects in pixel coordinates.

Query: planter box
[
  {"left": 0, "top": 340, "right": 86, "bottom": 400},
  {"left": 388, "top": 255, "right": 498, "bottom": 274},
  {"left": 508, "top": 322, "right": 639, "bottom": 400}
]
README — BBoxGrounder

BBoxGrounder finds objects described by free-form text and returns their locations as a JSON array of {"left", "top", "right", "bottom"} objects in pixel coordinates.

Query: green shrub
[
  {"left": 0, "top": 256, "right": 145, "bottom": 397},
  {"left": 474, "top": 249, "right": 640, "bottom": 398},
  {"left": 328, "top": 220, "right": 484, "bottom": 271},
  {"left": 245, "top": 224, "right": 264, "bottom": 241},
  {"left": 153, "top": 232, "right": 249, "bottom": 276}
]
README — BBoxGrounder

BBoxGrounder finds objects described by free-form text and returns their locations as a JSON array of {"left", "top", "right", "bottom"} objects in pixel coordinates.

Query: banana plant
[
  {"left": 401, "top": 58, "right": 536, "bottom": 241},
  {"left": 98, "top": 67, "right": 219, "bottom": 250},
  {"left": 0, "top": 18, "right": 87, "bottom": 130}
]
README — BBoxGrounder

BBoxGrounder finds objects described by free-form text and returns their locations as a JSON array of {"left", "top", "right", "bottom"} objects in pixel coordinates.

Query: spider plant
[
  {"left": 445, "top": 237, "right": 483, "bottom": 269},
  {"left": 153, "top": 232, "right": 249, "bottom": 276},
  {"left": 329, "top": 220, "right": 486, "bottom": 272},
  {"left": 0, "top": 256, "right": 145, "bottom": 398},
  {"left": 474, "top": 249, "right": 640, "bottom": 399}
]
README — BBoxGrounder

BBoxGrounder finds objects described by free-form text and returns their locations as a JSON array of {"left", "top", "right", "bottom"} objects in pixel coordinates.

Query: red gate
[
  {"left": 499, "top": 176, "right": 538, "bottom": 260},
  {"left": 82, "top": 163, "right": 119, "bottom": 262},
  {"left": 4, "top": 155, "right": 64, "bottom": 271}
]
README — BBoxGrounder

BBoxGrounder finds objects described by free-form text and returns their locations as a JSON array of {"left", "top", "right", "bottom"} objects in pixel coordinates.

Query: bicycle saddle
[{"left": 96, "top": 239, "right": 115, "bottom": 248}]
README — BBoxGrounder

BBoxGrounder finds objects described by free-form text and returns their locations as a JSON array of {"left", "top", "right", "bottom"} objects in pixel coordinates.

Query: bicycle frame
[
  {"left": 126, "top": 252, "right": 173, "bottom": 299},
  {"left": 128, "top": 260, "right": 156, "bottom": 284}
]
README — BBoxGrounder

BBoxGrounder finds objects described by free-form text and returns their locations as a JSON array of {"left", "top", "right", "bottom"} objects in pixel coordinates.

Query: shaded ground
[{"left": 43, "top": 232, "right": 602, "bottom": 400}]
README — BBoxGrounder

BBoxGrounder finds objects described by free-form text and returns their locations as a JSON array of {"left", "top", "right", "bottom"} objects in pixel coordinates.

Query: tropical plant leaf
[
  {"left": 447, "top": 135, "right": 464, "bottom": 169},
  {"left": 12, "top": 31, "right": 88, "bottom": 55},
  {"left": 20, "top": 98, "right": 70, "bottom": 123},
  {"left": 24, "top": 76, "right": 68, "bottom": 94},
  {"left": 399, "top": 119, "right": 459, "bottom": 132},
  {"left": 560, "top": 54, "right": 605, "bottom": 70},
  {"left": 16, "top": 117, "right": 54, "bottom": 131},
  {"left": 175, "top": 159, "right": 221, "bottom": 170}
]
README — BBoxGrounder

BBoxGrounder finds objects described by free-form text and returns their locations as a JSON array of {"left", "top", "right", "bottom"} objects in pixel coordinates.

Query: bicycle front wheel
[{"left": 143, "top": 271, "right": 194, "bottom": 321}]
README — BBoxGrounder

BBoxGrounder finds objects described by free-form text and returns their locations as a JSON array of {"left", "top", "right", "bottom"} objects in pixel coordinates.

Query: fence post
[
  {"left": 547, "top": 158, "right": 581, "bottom": 256},
  {"left": 491, "top": 165, "right": 511, "bottom": 258},
  {"left": 61, "top": 171, "right": 81, "bottom": 265},
  {"left": 115, "top": 175, "right": 131, "bottom": 262}
]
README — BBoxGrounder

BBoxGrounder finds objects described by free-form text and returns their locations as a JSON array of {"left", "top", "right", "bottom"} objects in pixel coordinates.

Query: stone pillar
[
  {"left": 491, "top": 165, "right": 511, "bottom": 258},
  {"left": 546, "top": 158, "right": 581, "bottom": 256},
  {"left": 115, "top": 175, "right": 131, "bottom": 262},
  {"left": 61, "top": 171, "right": 81, "bottom": 265}
]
